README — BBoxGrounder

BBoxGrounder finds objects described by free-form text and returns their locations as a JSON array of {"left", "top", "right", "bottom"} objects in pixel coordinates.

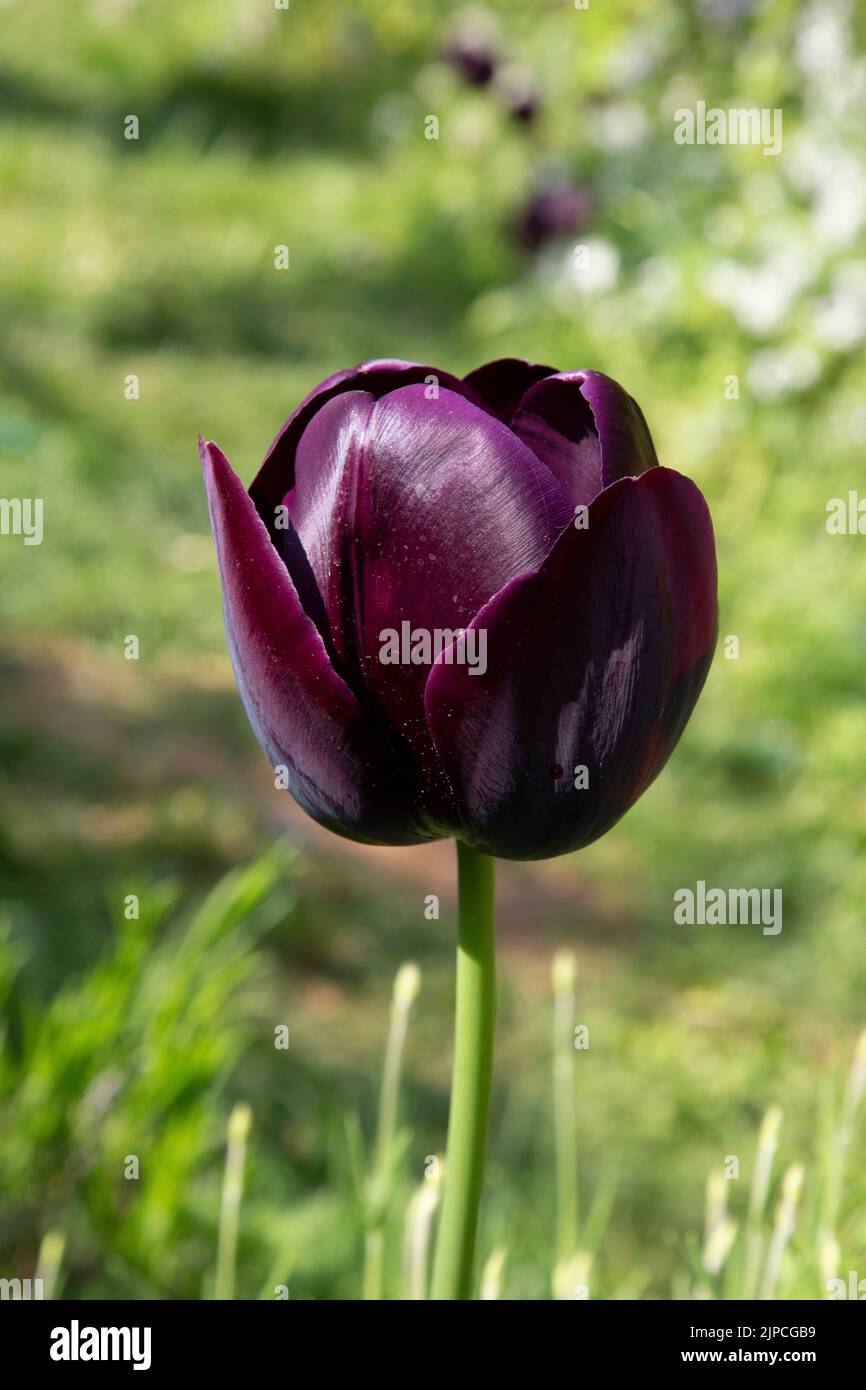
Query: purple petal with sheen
[
  {"left": 425, "top": 467, "right": 717, "bottom": 859},
  {"left": 249, "top": 359, "right": 488, "bottom": 526},
  {"left": 200, "top": 438, "right": 435, "bottom": 846},
  {"left": 462, "top": 357, "right": 557, "bottom": 424},
  {"left": 512, "top": 370, "right": 659, "bottom": 508},
  {"left": 285, "top": 384, "right": 575, "bottom": 775}
]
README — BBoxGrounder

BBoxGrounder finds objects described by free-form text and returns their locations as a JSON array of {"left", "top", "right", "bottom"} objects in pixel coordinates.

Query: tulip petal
[
  {"left": 249, "top": 359, "right": 487, "bottom": 525},
  {"left": 285, "top": 384, "right": 575, "bottom": 770},
  {"left": 200, "top": 438, "right": 435, "bottom": 845},
  {"left": 512, "top": 369, "right": 659, "bottom": 508},
  {"left": 462, "top": 357, "right": 557, "bottom": 424},
  {"left": 425, "top": 467, "right": 717, "bottom": 859}
]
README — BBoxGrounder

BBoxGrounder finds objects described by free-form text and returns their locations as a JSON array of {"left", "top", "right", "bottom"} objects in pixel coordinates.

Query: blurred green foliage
[{"left": 1, "top": 0, "right": 866, "bottom": 1298}]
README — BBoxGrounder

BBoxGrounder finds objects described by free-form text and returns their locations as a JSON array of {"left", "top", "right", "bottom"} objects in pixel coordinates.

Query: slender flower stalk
[
  {"left": 560, "top": 1251, "right": 593, "bottom": 1300},
  {"left": 363, "top": 961, "right": 421, "bottom": 1300},
  {"left": 759, "top": 1163, "right": 803, "bottom": 1300},
  {"left": 402, "top": 1160, "right": 443, "bottom": 1300},
  {"left": 818, "top": 1229, "right": 840, "bottom": 1290},
  {"left": 215, "top": 1102, "right": 252, "bottom": 1300},
  {"left": 818, "top": 1028, "right": 866, "bottom": 1263},
  {"left": 551, "top": 949, "right": 578, "bottom": 1296},
  {"left": 843, "top": 1027, "right": 866, "bottom": 1125},
  {"left": 431, "top": 842, "right": 496, "bottom": 1300},
  {"left": 35, "top": 1230, "right": 66, "bottom": 1301},
  {"left": 362, "top": 1230, "right": 385, "bottom": 1303},
  {"left": 701, "top": 1170, "right": 737, "bottom": 1280},
  {"left": 479, "top": 1246, "right": 507, "bottom": 1300},
  {"left": 743, "top": 1104, "right": 782, "bottom": 1299},
  {"left": 832, "top": 1028, "right": 866, "bottom": 1218}
]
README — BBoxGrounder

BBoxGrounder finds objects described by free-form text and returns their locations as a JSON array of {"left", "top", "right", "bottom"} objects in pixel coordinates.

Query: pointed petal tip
[
  {"left": 199, "top": 436, "right": 225, "bottom": 466},
  {"left": 198, "top": 435, "right": 220, "bottom": 477},
  {"left": 199, "top": 439, "right": 246, "bottom": 508}
]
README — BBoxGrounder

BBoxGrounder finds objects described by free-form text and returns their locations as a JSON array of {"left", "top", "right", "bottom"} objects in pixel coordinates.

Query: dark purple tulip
[
  {"left": 516, "top": 181, "right": 591, "bottom": 252},
  {"left": 444, "top": 11, "right": 500, "bottom": 88},
  {"left": 447, "top": 43, "right": 496, "bottom": 88},
  {"left": 201, "top": 358, "right": 717, "bottom": 860}
]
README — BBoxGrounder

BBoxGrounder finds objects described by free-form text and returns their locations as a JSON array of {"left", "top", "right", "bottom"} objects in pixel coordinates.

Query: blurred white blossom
[
  {"left": 703, "top": 235, "right": 821, "bottom": 335},
  {"left": 590, "top": 102, "right": 649, "bottom": 152},
  {"left": 563, "top": 238, "right": 620, "bottom": 296},
  {"left": 811, "top": 262, "right": 866, "bottom": 349},
  {"left": 747, "top": 344, "right": 821, "bottom": 401}
]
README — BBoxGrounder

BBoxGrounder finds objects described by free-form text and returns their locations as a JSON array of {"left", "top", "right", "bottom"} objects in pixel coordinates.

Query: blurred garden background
[{"left": 2, "top": 0, "right": 866, "bottom": 1299}]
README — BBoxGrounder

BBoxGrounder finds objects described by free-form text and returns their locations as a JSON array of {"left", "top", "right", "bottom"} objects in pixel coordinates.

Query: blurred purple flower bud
[
  {"left": 516, "top": 181, "right": 591, "bottom": 252},
  {"left": 497, "top": 65, "right": 541, "bottom": 125},
  {"left": 444, "top": 8, "right": 501, "bottom": 87}
]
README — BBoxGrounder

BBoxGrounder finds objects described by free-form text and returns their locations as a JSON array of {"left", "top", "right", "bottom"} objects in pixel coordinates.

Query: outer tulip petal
[
  {"left": 200, "top": 438, "right": 437, "bottom": 846},
  {"left": 249, "top": 359, "right": 488, "bottom": 525},
  {"left": 462, "top": 357, "right": 557, "bottom": 424},
  {"left": 512, "top": 369, "right": 659, "bottom": 508},
  {"left": 285, "top": 384, "right": 575, "bottom": 771},
  {"left": 425, "top": 467, "right": 717, "bottom": 859}
]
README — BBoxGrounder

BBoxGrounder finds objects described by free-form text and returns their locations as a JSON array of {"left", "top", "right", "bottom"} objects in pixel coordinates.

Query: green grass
[{"left": 1, "top": 0, "right": 866, "bottom": 1298}]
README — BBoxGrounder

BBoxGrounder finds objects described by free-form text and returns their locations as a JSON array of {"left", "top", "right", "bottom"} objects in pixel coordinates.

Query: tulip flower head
[{"left": 201, "top": 359, "right": 717, "bottom": 860}]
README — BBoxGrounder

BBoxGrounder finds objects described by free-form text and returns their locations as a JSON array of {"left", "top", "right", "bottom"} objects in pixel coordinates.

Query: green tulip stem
[{"left": 431, "top": 841, "right": 496, "bottom": 1300}]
